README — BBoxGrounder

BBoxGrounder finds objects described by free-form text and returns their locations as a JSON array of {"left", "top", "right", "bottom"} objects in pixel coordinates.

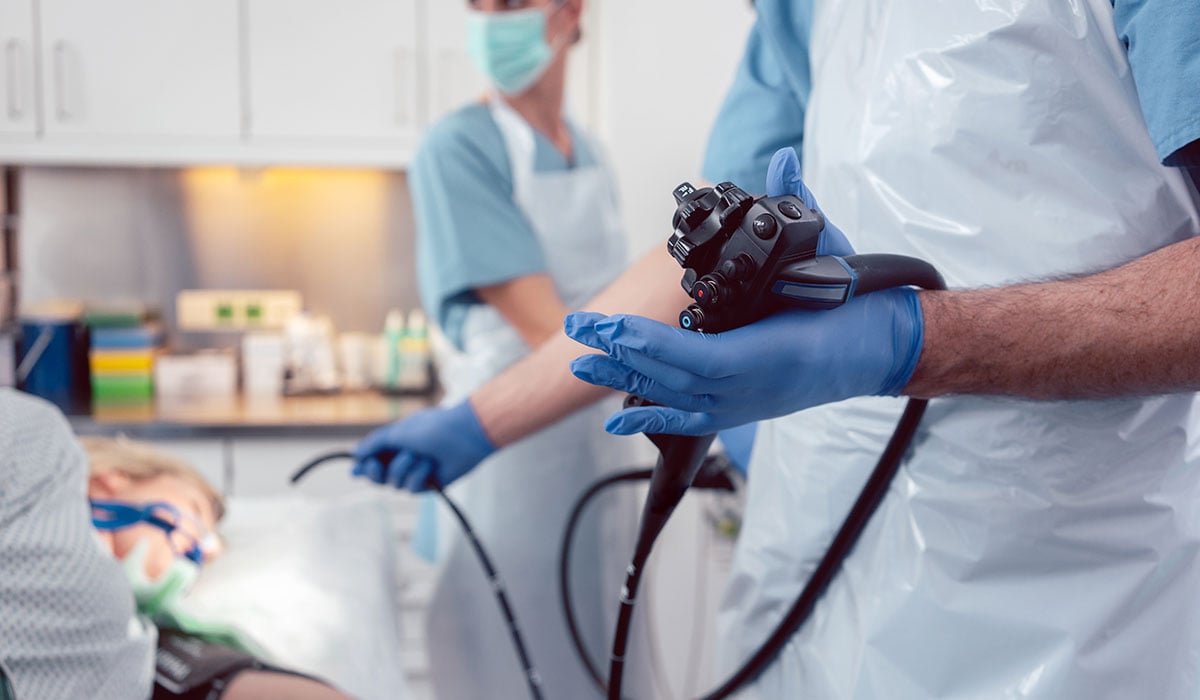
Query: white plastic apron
[
  {"left": 427, "top": 97, "right": 651, "bottom": 700},
  {"left": 719, "top": 1, "right": 1200, "bottom": 698}
]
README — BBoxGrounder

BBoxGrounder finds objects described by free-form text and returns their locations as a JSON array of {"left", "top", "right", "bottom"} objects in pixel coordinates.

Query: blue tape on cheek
[{"left": 91, "top": 500, "right": 150, "bottom": 531}]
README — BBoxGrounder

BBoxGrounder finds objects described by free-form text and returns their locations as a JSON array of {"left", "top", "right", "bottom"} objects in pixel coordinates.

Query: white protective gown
[
  {"left": 427, "top": 98, "right": 651, "bottom": 700},
  {"left": 718, "top": 1, "right": 1200, "bottom": 698}
]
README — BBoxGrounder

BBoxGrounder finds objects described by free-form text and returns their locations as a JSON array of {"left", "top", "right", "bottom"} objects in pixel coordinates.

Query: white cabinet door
[
  {"left": 37, "top": 0, "right": 240, "bottom": 138},
  {"left": 0, "top": 0, "right": 36, "bottom": 138},
  {"left": 424, "top": 0, "right": 487, "bottom": 126},
  {"left": 246, "top": 0, "right": 420, "bottom": 144}
]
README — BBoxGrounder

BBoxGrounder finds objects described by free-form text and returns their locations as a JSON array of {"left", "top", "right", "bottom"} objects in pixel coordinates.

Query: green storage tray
[{"left": 91, "top": 374, "right": 154, "bottom": 401}]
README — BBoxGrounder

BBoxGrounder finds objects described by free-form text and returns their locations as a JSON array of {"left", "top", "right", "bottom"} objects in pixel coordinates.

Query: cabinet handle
[
  {"left": 395, "top": 48, "right": 416, "bottom": 127},
  {"left": 53, "top": 41, "right": 73, "bottom": 121},
  {"left": 4, "top": 40, "right": 23, "bottom": 120},
  {"left": 434, "top": 49, "right": 459, "bottom": 118}
]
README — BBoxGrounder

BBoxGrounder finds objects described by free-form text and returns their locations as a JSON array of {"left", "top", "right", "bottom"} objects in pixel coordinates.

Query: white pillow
[{"left": 178, "top": 493, "right": 410, "bottom": 700}]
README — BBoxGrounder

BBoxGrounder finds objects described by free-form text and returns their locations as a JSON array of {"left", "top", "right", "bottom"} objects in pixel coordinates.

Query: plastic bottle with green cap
[
  {"left": 382, "top": 309, "right": 405, "bottom": 391},
  {"left": 399, "top": 310, "right": 431, "bottom": 392}
]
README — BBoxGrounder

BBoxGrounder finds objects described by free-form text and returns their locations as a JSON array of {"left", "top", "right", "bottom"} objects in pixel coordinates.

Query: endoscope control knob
[
  {"left": 679, "top": 305, "right": 706, "bottom": 331},
  {"left": 676, "top": 199, "right": 711, "bottom": 234},
  {"left": 668, "top": 234, "right": 698, "bottom": 268},
  {"left": 718, "top": 186, "right": 755, "bottom": 227}
]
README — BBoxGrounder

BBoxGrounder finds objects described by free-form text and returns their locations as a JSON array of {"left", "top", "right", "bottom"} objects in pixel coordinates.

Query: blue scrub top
[
  {"left": 703, "top": 0, "right": 1200, "bottom": 190},
  {"left": 410, "top": 103, "right": 601, "bottom": 349}
]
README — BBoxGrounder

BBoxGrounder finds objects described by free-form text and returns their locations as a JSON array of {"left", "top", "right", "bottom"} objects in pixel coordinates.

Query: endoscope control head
[{"left": 667, "top": 181, "right": 827, "bottom": 333}]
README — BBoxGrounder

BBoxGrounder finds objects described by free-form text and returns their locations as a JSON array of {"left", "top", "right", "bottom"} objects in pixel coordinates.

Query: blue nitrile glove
[
  {"left": 352, "top": 401, "right": 495, "bottom": 492},
  {"left": 764, "top": 146, "right": 854, "bottom": 256},
  {"left": 717, "top": 424, "right": 757, "bottom": 476},
  {"left": 566, "top": 147, "right": 924, "bottom": 436},
  {"left": 566, "top": 290, "right": 922, "bottom": 436}
]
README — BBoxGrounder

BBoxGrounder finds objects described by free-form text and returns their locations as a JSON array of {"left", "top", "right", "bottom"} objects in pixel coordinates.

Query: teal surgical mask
[{"left": 466, "top": 3, "right": 567, "bottom": 95}]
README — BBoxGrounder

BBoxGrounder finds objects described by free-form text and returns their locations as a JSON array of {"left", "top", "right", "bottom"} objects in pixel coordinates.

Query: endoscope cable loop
[{"left": 290, "top": 452, "right": 545, "bottom": 700}]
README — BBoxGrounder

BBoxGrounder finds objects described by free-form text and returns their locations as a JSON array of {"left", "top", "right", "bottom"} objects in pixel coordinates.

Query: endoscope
[{"left": 602, "top": 181, "right": 945, "bottom": 700}]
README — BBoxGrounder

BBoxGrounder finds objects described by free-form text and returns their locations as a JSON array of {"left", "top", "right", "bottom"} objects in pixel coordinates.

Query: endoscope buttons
[
  {"left": 752, "top": 213, "right": 778, "bottom": 240},
  {"left": 720, "top": 254, "right": 756, "bottom": 280},
  {"left": 691, "top": 278, "right": 720, "bottom": 307},
  {"left": 679, "top": 306, "right": 706, "bottom": 331},
  {"left": 777, "top": 200, "right": 804, "bottom": 220}
]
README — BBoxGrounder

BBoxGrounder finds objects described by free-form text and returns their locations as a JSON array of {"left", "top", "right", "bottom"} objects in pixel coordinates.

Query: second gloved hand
[
  {"left": 352, "top": 400, "right": 495, "bottom": 492},
  {"left": 566, "top": 288, "right": 924, "bottom": 437}
]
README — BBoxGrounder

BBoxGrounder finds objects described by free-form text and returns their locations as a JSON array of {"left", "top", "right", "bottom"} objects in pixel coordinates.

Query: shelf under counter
[{"left": 68, "top": 391, "right": 437, "bottom": 439}]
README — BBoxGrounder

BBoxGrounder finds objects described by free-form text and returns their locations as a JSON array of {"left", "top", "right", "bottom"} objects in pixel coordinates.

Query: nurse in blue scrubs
[{"left": 394, "top": 1, "right": 648, "bottom": 698}]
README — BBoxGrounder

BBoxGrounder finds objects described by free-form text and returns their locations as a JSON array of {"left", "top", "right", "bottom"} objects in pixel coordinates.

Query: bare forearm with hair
[
  {"left": 907, "top": 236, "right": 1200, "bottom": 399},
  {"left": 470, "top": 246, "right": 692, "bottom": 446}
]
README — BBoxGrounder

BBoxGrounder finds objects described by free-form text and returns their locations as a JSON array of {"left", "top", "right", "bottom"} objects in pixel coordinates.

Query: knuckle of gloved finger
[
  {"left": 668, "top": 414, "right": 705, "bottom": 436},
  {"left": 629, "top": 371, "right": 658, "bottom": 398},
  {"left": 591, "top": 361, "right": 634, "bottom": 391},
  {"left": 687, "top": 393, "right": 719, "bottom": 413}
]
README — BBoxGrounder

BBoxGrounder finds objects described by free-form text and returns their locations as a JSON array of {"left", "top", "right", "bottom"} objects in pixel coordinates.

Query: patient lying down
[{"left": 0, "top": 389, "right": 350, "bottom": 700}]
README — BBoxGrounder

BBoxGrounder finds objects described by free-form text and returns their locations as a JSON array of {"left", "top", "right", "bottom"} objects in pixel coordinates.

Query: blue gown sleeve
[
  {"left": 411, "top": 107, "right": 548, "bottom": 347},
  {"left": 702, "top": 0, "right": 814, "bottom": 192},
  {"left": 1112, "top": 0, "right": 1200, "bottom": 169}
]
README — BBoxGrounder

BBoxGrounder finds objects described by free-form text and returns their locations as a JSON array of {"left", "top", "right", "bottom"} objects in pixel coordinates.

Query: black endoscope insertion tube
[
  {"left": 605, "top": 270, "right": 946, "bottom": 700},
  {"left": 560, "top": 468, "right": 653, "bottom": 698},
  {"left": 291, "top": 452, "right": 544, "bottom": 700},
  {"left": 561, "top": 458, "right": 740, "bottom": 699}
]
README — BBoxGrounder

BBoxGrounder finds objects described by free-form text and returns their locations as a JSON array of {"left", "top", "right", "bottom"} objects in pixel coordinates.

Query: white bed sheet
[{"left": 177, "top": 493, "right": 410, "bottom": 700}]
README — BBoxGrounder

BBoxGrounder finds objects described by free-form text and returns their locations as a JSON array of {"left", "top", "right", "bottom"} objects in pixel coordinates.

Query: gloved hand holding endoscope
[
  {"left": 352, "top": 400, "right": 494, "bottom": 491},
  {"left": 567, "top": 292, "right": 921, "bottom": 435},
  {"left": 566, "top": 148, "right": 925, "bottom": 436}
]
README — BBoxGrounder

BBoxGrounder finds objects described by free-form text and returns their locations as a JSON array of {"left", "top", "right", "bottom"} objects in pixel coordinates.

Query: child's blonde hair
[{"left": 80, "top": 436, "right": 225, "bottom": 521}]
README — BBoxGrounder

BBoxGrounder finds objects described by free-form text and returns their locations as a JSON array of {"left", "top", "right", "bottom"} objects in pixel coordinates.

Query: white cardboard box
[{"left": 154, "top": 351, "right": 238, "bottom": 399}]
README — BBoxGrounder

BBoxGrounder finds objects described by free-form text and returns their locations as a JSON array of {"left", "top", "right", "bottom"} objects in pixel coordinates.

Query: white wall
[{"left": 597, "top": 0, "right": 757, "bottom": 257}]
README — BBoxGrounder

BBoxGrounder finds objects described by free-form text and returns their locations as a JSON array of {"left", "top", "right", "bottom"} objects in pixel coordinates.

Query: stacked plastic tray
[{"left": 87, "top": 309, "right": 163, "bottom": 403}]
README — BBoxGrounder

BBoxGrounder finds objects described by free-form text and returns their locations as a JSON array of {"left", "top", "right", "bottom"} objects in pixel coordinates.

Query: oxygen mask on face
[
  {"left": 120, "top": 538, "right": 200, "bottom": 617},
  {"left": 91, "top": 499, "right": 216, "bottom": 615}
]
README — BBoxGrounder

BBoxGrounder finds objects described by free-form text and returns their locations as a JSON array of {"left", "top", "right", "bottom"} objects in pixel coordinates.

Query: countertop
[{"left": 68, "top": 391, "right": 436, "bottom": 439}]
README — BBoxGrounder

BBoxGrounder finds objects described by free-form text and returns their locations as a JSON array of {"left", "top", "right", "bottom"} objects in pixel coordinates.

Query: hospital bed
[
  {"left": 158, "top": 440, "right": 734, "bottom": 700},
  {"left": 180, "top": 490, "right": 423, "bottom": 700}
]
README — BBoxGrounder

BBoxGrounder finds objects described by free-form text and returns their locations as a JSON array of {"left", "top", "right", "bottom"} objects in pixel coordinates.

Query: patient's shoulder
[{"left": 0, "top": 389, "right": 87, "bottom": 520}]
